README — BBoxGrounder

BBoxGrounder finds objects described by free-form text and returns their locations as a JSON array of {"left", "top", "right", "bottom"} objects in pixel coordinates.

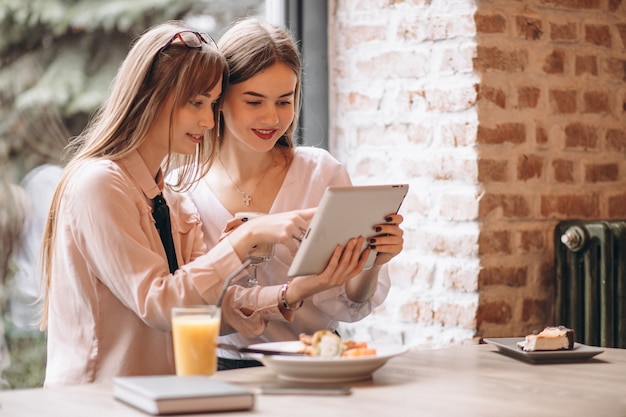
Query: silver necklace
[{"left": 219, "top": 151, "right": 275, "bottom": 207}]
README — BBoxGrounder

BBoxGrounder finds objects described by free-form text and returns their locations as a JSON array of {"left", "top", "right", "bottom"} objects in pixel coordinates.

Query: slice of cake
[{"left": 517, "top": 326, "right": 575, "bottom": 352}]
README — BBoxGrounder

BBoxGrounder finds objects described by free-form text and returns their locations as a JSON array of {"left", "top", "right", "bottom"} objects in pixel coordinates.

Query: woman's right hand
[
  {"left": 224, "top": 208, "right": 316, "bottom": 260},
  {"left": 283, "top": 236, "right": 369, "bottom": 305}
]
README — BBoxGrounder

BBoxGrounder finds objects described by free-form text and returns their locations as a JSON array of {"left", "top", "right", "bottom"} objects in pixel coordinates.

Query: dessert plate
[
  {"left": 246, "top": 341, "right": 409, "bottom": 383},
  {"left": 484, "top": 337, "right": 604, "bottom": 364}
]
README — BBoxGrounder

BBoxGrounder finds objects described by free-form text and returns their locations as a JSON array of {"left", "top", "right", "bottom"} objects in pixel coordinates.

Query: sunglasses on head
[{"left": 157, "top": 30, "right": 218, "bottom": 55}]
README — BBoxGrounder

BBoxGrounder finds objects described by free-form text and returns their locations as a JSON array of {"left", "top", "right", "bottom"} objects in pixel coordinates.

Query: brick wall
[{"left": 330, "top": 0, "right": 626, "bottom": 348}]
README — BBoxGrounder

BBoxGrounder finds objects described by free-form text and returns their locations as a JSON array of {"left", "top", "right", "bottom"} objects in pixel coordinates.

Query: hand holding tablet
[{"left": 287, "top": 184, "right": 409, "bottom": 277}]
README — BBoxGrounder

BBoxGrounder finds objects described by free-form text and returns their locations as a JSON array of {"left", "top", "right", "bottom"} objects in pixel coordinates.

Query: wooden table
[{"left": 2, "top": 343, "right": 625, "bottom": 417}]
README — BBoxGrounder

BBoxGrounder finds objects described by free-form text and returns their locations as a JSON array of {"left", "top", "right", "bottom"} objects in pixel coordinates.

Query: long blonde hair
[
  {"left": 218, "top": 18, "right": 302, "bottom": 148},
  {"left": 40, "top": 21, "right": 228, "bottom": 328}
]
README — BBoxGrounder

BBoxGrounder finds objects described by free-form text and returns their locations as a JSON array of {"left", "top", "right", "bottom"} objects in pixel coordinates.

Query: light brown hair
[
  {"left": 218, "top": 17, "right": 302, "bottom": 148},
  {"left": 40, "top": 21, "right": 228, "bottom": 328}
]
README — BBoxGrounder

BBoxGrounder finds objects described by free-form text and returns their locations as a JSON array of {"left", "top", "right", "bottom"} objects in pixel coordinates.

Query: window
[{"left": 266, "top": 0, "right": 329, "bottom": 149}]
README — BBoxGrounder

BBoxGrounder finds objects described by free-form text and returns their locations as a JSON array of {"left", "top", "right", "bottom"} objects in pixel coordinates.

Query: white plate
[
  {"left": 484, "top": 338, "right": 604, "bottom": 364},
  {"left": 247, "top": 341, "right": 409, "bottom": 383}
]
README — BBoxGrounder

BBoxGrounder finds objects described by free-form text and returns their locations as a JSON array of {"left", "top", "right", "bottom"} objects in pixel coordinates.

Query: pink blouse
[{"left": 44, "top": 151, "right": 289, "bottom": 387}]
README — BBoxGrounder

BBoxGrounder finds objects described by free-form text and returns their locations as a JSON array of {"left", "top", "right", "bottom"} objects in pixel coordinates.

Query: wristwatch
[{"left": 279, "top": 281, "right": 304, "bottom": 311}]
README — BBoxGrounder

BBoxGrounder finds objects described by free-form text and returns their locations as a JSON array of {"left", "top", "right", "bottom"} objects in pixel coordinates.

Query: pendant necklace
[{"left": 219, "top": 151, "right": 275, "bottom": 207}]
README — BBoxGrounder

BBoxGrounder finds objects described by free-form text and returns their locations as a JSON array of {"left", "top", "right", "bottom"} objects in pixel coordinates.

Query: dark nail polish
[
  {"left": 241, "top": 217, "right": 248, "bottom": 222},
  {"left": 385, "top": 216, "right": 393, "bottom": 222},
  {"left": 375, "top": 226, "right": 382, "bottom": 232},
  {"left": 369, "top": 238, "right": 376, "bottom": 244},
  {"left": 369, "top": 245, "right": 376, "bottom": 250}
]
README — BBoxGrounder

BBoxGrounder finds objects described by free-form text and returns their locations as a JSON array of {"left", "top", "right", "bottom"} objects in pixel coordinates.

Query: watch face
[{"left": 280, "top": 283, "right": 303, "bottom": 310}]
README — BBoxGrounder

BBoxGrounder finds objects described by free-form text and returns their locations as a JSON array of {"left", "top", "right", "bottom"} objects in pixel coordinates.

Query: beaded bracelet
[{"left": 279, "top": 281, "right": 304, "bottom": 311}]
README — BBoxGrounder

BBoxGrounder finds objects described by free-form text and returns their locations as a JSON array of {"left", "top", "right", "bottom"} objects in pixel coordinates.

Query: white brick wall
[
  {"left": 329, "top": 0, "right": 481, "bottom": 348},
  {"left": 330, "top": 0, "right": 626, "bottom": 346}
]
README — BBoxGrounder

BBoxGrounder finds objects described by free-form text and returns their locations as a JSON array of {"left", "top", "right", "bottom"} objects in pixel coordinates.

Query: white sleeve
[{"left": 310, "top": 264, "right": 391, "bottom": 323}]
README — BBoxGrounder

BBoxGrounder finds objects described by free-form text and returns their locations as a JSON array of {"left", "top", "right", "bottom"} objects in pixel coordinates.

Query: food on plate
[
  {"left": 516, "top": 326, "right": 575, "bottom": 352},
  {"left": 298, "top": 330, "right": 377, "bottom": 357},
  {"left": 309, "top": 330, "right": 343, "bottom": 357}
]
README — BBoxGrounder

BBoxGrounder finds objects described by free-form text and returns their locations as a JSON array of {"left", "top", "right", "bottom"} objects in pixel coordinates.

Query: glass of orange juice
[{"left": 171, "top": 306, "right": 221, "bottom": 376}]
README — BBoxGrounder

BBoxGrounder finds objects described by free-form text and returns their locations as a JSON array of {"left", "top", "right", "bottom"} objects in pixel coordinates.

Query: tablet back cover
[{"left": 287, "top": 184, "right": 408, "bottom": 277}]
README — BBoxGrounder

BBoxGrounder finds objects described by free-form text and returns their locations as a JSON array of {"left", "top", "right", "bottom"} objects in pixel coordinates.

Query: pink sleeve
[
  {"left": 66, "top": 162, "right": 287, "bottom": 335},
  {"left": 220, "top": 285, "right": 294, "bottom": 338}
]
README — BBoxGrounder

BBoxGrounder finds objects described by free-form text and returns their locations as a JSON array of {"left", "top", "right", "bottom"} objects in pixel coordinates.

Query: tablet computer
[{"left": 287, "top": 184, "right": 409, "bottom": 277}]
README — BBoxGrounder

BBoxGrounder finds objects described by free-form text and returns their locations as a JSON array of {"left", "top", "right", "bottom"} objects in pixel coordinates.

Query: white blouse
[{"left": 188, "top": 147, "right": 391, "bottom": 358}]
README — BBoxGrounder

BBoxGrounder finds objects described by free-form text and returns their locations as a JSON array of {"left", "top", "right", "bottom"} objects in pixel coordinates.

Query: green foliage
[
  {"left": 3, "top": 323, "right": 47, "bottom": 389},
  {"left": 0, "top": 0, "right": 200, "bottom": 118},
  {"left": 0, "top": 0, "right": 266, "bottom": 175},
  {"left": 0, "top": 2, "right": 179, "bottom": 174}
]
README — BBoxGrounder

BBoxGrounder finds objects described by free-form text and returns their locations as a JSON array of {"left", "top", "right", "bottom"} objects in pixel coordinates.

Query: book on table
[{"left": 113, "top": 374, "right": 255, "bottom": 415}]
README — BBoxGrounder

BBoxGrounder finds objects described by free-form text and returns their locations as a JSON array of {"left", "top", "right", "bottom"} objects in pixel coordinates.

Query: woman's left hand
[{"left": 369, "top": 213, "right": 404, "bottom": 266}]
